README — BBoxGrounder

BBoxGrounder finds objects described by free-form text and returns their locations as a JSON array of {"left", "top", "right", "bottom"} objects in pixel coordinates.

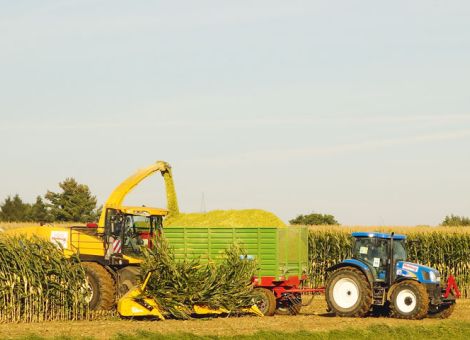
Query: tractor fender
[{"left": 326, "top": 260, "right": 374, "bottom": 288}]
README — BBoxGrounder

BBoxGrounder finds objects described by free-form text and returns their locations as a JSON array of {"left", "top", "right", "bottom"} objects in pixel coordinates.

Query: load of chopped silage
[
  {"left": 140, "top": 237, "right": 258, "bottom": 319},
  {"left": 163, "top": 209, "right": 285, "bottom": 227}
]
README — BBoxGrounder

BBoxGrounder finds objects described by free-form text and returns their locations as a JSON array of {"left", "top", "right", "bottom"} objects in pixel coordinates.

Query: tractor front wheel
[
  {"left": 390, "top": 280, "right": 429, "bottom": 319},
  {"left": 326, "top": 267, "right": 372, "bottom": 317},
  {"left": 253, "top": 288, "right": 276, "bottom": 316}
]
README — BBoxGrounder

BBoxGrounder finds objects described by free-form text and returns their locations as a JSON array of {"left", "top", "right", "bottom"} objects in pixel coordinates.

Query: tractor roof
[{"left": 352, "top": 232, "right": 406, "bottom": 240}]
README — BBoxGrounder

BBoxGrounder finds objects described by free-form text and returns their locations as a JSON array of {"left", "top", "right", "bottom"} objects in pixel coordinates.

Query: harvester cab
[{"left": 326, "top": 232, "right": 460, "bottom": 319}]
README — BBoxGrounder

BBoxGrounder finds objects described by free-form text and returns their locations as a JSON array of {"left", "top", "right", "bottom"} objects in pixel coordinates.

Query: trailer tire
[
  {"left": 253, "top": 288, "right": 276, "bottom": 316},
  {"left": 428, "top": 302, "right": 455, "bottom": 319},
  {"left": 276, "top": 293, "right": 302, "bottom": 315},
  {"left": 390, "top": 280, "right": 429, "bottom": 320},
  {"left": 326, "top": 267, "right": 372, "bottom": 317},
  {"left": 83, "top": 262, "right": 116, "bottom": 311}
]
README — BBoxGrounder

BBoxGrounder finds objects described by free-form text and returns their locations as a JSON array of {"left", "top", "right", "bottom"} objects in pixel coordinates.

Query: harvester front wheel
[
  {"left": 83, "top": 262, "right": 115, "bottom": 310},
  {"left": 390, "top": 280, "right": 429, "bottom": 320},
  {"left": 326, "top": 267, "right": 372, "bottom": 317},
  {"left": 253, "top": 288, "right": 276, "bottom": 316}
]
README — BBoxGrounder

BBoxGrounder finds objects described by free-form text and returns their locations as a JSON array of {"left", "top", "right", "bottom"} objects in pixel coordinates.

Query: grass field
[{"left": 1, "top": 298, "right": 469, "bottom": 339}]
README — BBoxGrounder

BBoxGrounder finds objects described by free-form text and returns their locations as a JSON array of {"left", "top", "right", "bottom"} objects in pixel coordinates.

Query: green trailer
[{"left": 163, "top": 225, "right": 317, "bottom": 315}]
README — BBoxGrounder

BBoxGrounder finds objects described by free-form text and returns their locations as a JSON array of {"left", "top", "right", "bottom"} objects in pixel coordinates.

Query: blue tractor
[{"left": 325, "top": 232, "right": 459, "bottom": 319}]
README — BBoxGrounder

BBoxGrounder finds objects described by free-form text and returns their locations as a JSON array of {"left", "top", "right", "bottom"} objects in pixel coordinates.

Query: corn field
[
  {"left": 0, "top": 236, "right": 89, "bottom": 323},
  {"left": 308, "top": 226, "right": 470, "bottom": 298}
]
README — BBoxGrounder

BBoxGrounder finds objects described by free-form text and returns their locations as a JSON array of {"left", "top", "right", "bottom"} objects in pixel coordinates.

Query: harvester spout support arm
[{"left": 98, "top": 161, "right": 179, "bottom": 226}]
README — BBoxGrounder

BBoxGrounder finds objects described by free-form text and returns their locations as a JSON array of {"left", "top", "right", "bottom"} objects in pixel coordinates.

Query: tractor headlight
[{"left": 429, "top": 271, "right": 440, "bottom": 283}]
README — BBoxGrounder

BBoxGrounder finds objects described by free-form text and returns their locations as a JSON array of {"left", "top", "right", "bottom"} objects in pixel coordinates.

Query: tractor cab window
[
  {"left": 353, "top": 237, "right": 388, "bottom": 277},
  {"left": 393, "top": 240, "right": 407, "bottom": 262}
]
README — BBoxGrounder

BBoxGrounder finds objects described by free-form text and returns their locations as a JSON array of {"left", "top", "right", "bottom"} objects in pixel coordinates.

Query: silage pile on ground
[
  {"left": 163, "top": 209, "right": 285, "bottom": 228},
  {"left": 0, "top": 236, "right": 89, "bottom": 323},
  {"left": 140, "top": 237, "right": 258, "bottom": 319}
]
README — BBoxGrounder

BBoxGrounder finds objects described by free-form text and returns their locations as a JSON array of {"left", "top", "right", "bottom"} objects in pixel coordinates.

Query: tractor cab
[{"left": 351, "top": 232, "right": 407, "bottom": 283}]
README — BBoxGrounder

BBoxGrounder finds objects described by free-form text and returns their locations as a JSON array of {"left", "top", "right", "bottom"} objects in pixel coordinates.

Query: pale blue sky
[{"left": 1, "top": 1, "right": 469, "bottom": 225}]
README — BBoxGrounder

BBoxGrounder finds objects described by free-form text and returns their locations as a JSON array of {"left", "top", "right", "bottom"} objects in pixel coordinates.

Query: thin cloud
[
  {"left": 2, "top": 114, "right": 470, "bottom": 131},
  {"left": 187, "top": 129, "right": 470, "bottom": 166}
]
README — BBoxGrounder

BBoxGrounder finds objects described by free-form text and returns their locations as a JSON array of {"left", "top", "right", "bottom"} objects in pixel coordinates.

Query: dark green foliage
[
  {"left": 442, "top": 214, "right": 470, "bottom": 226},
  {"left": 140, "top": 237, "right": 258, "bottom": 319},
  {"left": 290, "top": 213, "right": 339, "bottom": 226},
  {"left": 0, "top": 194, "right": 31, "bottom": 222},
  {"left": 29, "top": 196, "right": 53, "bottom": 223},
  {"left": 45, "top": 178, "right": 98, "bottom": 223}
]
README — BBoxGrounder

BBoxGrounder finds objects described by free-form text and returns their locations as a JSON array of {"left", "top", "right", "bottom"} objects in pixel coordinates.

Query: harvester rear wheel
[
  {"left": 390, "top": 280, "right": 429, "bottom": 320},
  {"left": 253, "top": 288, "right": 276, "bottom": 316},
  {"left": 83, "top": 262, "right": 115, "bottom": 310},
  {"left": 326, "top": 267, "right": 372, "bottom": 317}
]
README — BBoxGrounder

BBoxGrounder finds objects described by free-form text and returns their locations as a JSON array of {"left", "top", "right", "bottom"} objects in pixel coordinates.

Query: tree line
[
  {"left": 0, "top": 178, "right": 100, "bottom": 223},
  {"left": 289, "top": 212, "right": 470, "bottom": 226}
]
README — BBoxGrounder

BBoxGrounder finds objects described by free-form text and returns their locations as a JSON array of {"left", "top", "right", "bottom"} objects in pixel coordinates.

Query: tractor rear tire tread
[{"left": 326, "top": 267, "right": 373, "bottom": 317}]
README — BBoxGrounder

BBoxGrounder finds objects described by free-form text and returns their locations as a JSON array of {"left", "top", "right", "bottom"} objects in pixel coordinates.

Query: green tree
[
  {"left": 289, "top": 212, "right": 339, "bottom": 225},
  {"left": 441, "top": 214, "right": 470, "bottom": 227},
  {"left": 45, "top": 178, "right": 98, "bottom": 222},
  {"left": 30, "top": 196, "right": 53, "bottom": 223},
  {"left": 0, "top": 194, "right": 31, "bottom": 222}
]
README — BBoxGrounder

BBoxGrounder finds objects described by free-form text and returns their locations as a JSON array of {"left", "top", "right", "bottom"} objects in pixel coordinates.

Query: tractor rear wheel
[
  {"left": 326, "top": 267, "right": 372, "bottom": 317},
  {"left": 390, "top": 280, "right": 429, "bottom": 319},
  {"left": 253, "top": 288, "right": 276, "bottom": 316},
  {"left": 83, "top": 262, "right": 116, "bottom": 310}
]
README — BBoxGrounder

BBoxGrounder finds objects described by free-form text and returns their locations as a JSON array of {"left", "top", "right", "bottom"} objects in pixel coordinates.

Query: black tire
[
  {"left": 253, "top": 288, "right": 277, "bottom": 316},
  {"left": 276, "top": 293, "right": 302, "bottom": 315},
  {"left": 326, "top": 267, "right": 372, "bottom": 317},
  {"left": 390, "top": 280, "right": 429, "bottom": 320},
  {"left": 117, "top": 266, "right": 140, "bottom": 297},
  {"left": 83, "top": 262, "right": 116, "bottom": 310},
  {"left": 428, "top": 302, "right": 455, "bottom": 319}
]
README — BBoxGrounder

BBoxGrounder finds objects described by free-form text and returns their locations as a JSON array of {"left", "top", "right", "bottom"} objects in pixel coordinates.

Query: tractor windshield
[{"left": 352, "top": 237, "right": 388, "bottom": 269}]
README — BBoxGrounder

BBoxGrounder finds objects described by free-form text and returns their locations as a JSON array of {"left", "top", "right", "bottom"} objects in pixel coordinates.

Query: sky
[{"left": 0, "top": 1, "right": 469, "bottom": 226}]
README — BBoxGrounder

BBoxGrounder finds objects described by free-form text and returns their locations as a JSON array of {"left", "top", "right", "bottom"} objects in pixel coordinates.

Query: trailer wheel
[
  {"left": 428, "top": 302, "right": 455, "bottom": 319},
  {"left": 253, "top": 288, "right": 276, "bottom": 316},
  {"left": 326, "top": 267, "right": 372, "bottom": 317},
  {"left": 83, "top": 262, "right": 116, "bottom": 310},
  {"left": 276, "top": 293, "right": 302, "bottom": 315},
  {"left": 390, "top": 280, "right": 429, "bottom": 319}
]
